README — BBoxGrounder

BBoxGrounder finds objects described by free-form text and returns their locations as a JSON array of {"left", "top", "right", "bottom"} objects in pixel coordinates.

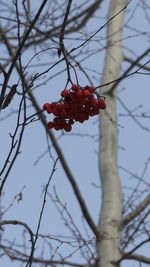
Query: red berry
[
  {"left": 64, "top": 124, "right": 72, "bottom": 132},
  {"left": 47, "top": 121, "right": 54, "bottom": 129},
  {"left": 43, "top": 103, "right": 50, "bottom": 111},
  {"left": 94, "top": 108, "right": 99, "bottom": 115},
  {"left": 57, "top": 102, "right": 64, "bottom": 110},
  {"left": 70, "top": 103, "right": 78, "bottom": 113},
  {"left": 59, "top": 109, "right": 67, "bottom": 117},
  {"left": 47, "top": 107, "right": 53, "bottom": 114},
  {"left": 83, "top": 112, "right": 89, "bottom": 120},
  {"left": 53, "top": 117, "right": 60, "bottom": 124},
  {"left": 71, "top": 84, "right": 80, "bottom": 92},
  {"left": 61, "top": 89, "right": 69, "bottom": 97},
  {"left": 89, "top": 109, "right": 95, "bottom": 116},
  {"left": 68, "top": 119, "right": 74, "bottom": 125},
  {"left": 54, "top": 124, "right": 61, "bottom": 130},
  {"left": 75, "top": 90, "right": 83, "bottom": 97},
  {"left": 98, "top": 98, "right": 106, "bottom": 109},
  {"left": 51, "top": 102, "right": 57, "bottom": 107},
  {"left": 49, "top": 102, "right": 57, "bottom": 112},
  {"left": 53, "top": 108, "right": 60, "bottom": 116},
  {"left": 83, "top": 89, "right": 91, "bottom": 97},
  {"left": 89, "top": 98, "right": 98, "bottom": 107},
  {"left": 84, "top": 86, "right": 95, "bottom": 93}
]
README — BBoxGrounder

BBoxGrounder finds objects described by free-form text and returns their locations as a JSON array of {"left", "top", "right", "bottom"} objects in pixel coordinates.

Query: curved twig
[{"left": 0, "top": 219, "right": 34, "bottom": 249}]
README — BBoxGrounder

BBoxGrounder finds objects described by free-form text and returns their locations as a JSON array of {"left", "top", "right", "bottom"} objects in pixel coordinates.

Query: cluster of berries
[{"left": 43, "top": 84, "right": 106, "bottom": 132}]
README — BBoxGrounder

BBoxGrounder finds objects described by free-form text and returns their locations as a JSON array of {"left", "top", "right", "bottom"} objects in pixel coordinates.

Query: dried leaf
[
  {"left": 57, "top": 48, "right": 61, "bottom": 58},
  {"left": 17, "top": 192, "right": 23, "bottom": 203},
  {"left": 1, "top": 84, "right": 17, "bottom": 109}
]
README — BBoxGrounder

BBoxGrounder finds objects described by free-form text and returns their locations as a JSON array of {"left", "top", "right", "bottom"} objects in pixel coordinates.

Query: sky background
[{"left": 0, "top": 0, "right": 150, "bottom": 266}]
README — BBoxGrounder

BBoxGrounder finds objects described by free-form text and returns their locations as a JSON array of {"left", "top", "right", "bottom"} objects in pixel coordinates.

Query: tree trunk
[{"left": 97, "top": 1, "right": 127, "bottom": 266}]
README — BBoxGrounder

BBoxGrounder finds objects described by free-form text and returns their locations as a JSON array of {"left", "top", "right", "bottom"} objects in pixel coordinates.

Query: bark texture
[{"left": 97, "top": 1, "right": 127, "bottom": 267}]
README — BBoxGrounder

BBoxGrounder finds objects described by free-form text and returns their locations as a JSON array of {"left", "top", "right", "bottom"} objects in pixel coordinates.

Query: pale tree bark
[{"left": 97, "top": 1, "right": 128, "bottom": 267}]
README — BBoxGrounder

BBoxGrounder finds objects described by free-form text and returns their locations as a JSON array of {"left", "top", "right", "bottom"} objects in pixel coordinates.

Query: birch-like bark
[{"left": 97, "top": 1, "right": 127, "bottom": 267}]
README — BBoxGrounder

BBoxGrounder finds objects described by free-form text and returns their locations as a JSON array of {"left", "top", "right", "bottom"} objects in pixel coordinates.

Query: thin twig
[
  {"left": 25, "top": 158, "right": 58, "bottom": 267},
  {"left": 59, "top": 0, "right": 73, "bottom": 82}
]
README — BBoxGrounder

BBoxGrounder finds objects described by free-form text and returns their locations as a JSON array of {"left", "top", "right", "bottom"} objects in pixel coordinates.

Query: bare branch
[
  {"left": 117, "top": 96, "right": 150, "bottom": 131},
  {"left": 0, "top": 245, "right": 89, "bottom": 266},
  {"left": 24, "top": 0, "right": 103, "bottom": 48},
  {"left": 94, "top": 47, "right": 150, "bottom": 94},
  {"left": 122, "top": 193, "right": 150, "bottom": 227},
  {"left": 0, "top": 0, "right": 49, "bottom": 109},
  {"left": 124, "top": 54, "right": 150, "bottom": 71},
  {"left": 107, "top": 47, "right": 150, "bottom": 94},
  {"left": 1, "top": 27, "right": 100, "bottom": 238},
  {"left": 118, "top": 238, "right": 150, "bottom": 264},
  {"left": 72, "top": 0, "right": 131, "bottom": 53},
  {"left": 122, "top": 252, "right": 150, "bottom": 265}
]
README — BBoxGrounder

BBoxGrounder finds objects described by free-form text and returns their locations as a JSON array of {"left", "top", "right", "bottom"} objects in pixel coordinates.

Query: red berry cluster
[{"left": 43, "top": 84, "right": 106, "bottom": 132}]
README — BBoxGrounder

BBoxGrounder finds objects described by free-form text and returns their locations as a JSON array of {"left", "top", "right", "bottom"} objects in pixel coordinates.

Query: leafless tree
[{"left": 0, "top": 1, "right": 150, "bottom": 267}]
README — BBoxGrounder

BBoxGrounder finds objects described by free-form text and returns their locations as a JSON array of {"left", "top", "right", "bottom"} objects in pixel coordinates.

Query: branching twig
[
  {"left": 1, "top": 28, "right": 100, "bottom": 238},
  {"left": 72, "top": 1, "right": 132, "bottom": 53},
  {"left": 0, "top": 0, "right": 48, "bottom": 110},
  {"left": 118, "top": 238, "right": 150, "bottom": 264},
  {"left": 122, "top": 209, "right": 150, "bottom": 250},
  {"left": 122, "top": 193, "right": 150, "bottom": 227},
  {"left": 117, "top": 96, "right": 150, "bottom": 131}
]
